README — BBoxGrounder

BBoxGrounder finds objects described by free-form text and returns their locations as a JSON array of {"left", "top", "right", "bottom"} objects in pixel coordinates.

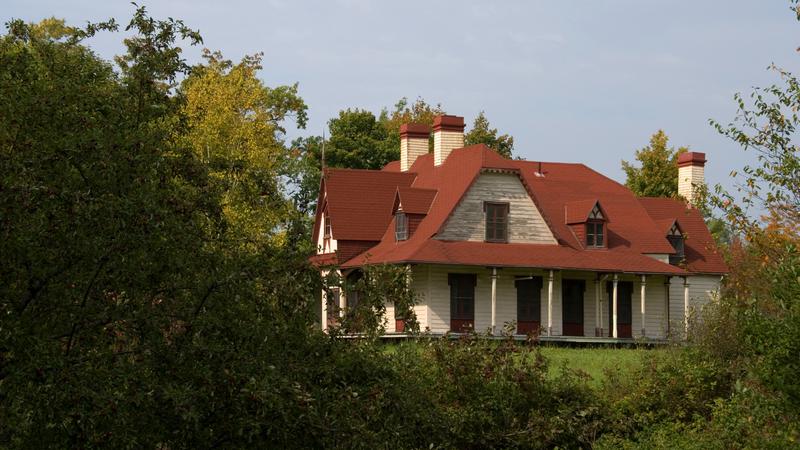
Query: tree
[
  {"left": 180, "top": 49, "right": 307, "bottom": 250},
  {"left": 621, "top": 130, "right": 687, "bottom": 198},
  {"left": 464, "top": 111, "right": 514, "bottom": 158}
]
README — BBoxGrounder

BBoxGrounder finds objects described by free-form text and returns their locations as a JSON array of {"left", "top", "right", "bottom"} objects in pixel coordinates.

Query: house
[{"left": 310, "top": 115, "right": 727, "bottom": 340}]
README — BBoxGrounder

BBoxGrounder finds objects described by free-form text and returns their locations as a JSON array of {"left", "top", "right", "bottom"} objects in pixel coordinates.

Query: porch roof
[{"left": 342, "top": 239, "right": 687, "bottom": 275}]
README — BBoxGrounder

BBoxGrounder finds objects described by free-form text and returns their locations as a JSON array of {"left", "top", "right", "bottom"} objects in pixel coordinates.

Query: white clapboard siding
[
  {"left": 436, "top": 172, "right": 557, "bottom": 244},
  {"left": 669, "top": 275, "right": 723, "bottom": 334}
]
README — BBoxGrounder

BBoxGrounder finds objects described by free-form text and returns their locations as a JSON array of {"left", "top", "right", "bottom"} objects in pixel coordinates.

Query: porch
[{"left": 383, "top": 264, "right": 712, "bottom": 340}]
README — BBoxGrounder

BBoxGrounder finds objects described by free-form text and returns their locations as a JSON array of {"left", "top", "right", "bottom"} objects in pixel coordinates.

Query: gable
[{"left": 436, "top": 171, "right": 557, "bottom": 244}]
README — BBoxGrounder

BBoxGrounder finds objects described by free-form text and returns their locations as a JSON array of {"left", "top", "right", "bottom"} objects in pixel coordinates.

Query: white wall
[{"left": 436, "top": 172, "right": 556, "bottom": 244}]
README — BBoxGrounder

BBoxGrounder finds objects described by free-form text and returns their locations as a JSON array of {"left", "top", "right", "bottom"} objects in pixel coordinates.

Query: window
[
  {"left": 586, "top": 203, "right": 604, "bottom": 248},
  {"left": 668, "top": 223, "right": 684, "bottom": 265},
  {"left": 515, "top": 277, "right": 542, "bottom": 323},
  {"left": 324, "top": 213, "right": 332, "bottom": 237},
  {"left": 449, "top": 274, "right": 476, "bottom": 332},
  {"left": 395, "top": 212, "right": 408, "bottom": 241},
  {"left": 485, "top": 202, "right": 509, "bottom": 242},
  {"left": 586, "top": 221, "right": 604, "bottom": 247}
]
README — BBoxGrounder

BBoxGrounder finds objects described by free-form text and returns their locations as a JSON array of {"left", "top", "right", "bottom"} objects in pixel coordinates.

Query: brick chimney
[
  {"left": 400, "top": 123, "right": 430, "bottom": 172},
  {"left": 677, "top": 152, "right": 706, "bottom": 206},
  {"left": 433, "top": 115, "right": 465, "bottom": 166}
]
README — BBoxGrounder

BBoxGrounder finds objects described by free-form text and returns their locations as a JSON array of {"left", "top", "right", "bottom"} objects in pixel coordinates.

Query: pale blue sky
[{"left": 5, "top": 1, "right": 799, "bottom": 198}]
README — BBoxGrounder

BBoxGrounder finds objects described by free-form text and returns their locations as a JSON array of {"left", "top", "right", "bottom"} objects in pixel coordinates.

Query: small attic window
[
  {"left": 586, "top": 204, "right": 605, "bottom": 248},
  {"left": 668, "top": 223, "right": 684, "bottom": 265},
  {"left": 395, "top": 212, "right": 408, "bottom": 241},
  {"left": 588, "top": 204, "right": 604, "bottom": 220},
  {"left": 324, "top": 213, "right": 332, "bottom": 238}
]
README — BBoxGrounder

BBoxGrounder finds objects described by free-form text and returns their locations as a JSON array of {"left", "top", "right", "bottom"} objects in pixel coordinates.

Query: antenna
[{"left": 321, "top": 129, "right": 326, "bottom": 170}]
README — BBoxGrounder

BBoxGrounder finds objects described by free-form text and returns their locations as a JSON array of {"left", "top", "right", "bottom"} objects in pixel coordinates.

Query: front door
[
  {"left": 607, "top": 281, "right": 633, "bottom": 338},
  {"left": 562, "top": 280, "right": 585, "bottom": 336},
  {"left": 449, "top": 274, "right": 476, "bottom": 332},
  {"left": 515, "top": 277, "right": 542, "bottom": 335}
]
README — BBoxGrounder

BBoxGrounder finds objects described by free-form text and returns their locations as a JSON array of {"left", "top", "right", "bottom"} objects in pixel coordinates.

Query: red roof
[
  {"left": 313, "top": 168, "right": 415, "bottom": 241},
  {"left": 564, "top": 199, "right": 599, "bottom": 224},
  {"left": 638, "top": 197, "right": 728, "bottom": 274},
  {"left": 395, "top": 187, "right": 437, "bottom": 214},
  {"left": 316, "top": 144, "right": 727, "bottom": 275}
]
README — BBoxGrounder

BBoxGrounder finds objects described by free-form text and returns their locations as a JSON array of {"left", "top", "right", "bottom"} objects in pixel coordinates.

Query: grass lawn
[
  {"left": 540, "top": 346, "right": 647, "bottom": 387},
  {"left": 383, "top": 340, "right": 651, "bottom": 388}
]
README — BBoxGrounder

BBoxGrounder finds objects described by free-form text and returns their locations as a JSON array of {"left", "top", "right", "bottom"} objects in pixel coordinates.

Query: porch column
[
  {"left": 664, "top": 276, "right": 671, "bottom": 336},
  {"left": 612, "top": 274, "right": 619, "bottom": 339},
  {"left": 547, "top": 270, "right": 554, "bottom": 336},
  {"left": 490, "top": 267, "right": 498, "bottom": 334},
  {"left": 322, "top": 290, "right": 328, "bottom": 332},
  {"left": 683, "top": 276, "right": 690, "bottom": 334},
  {"left": 640, "top": 274, "right": 647, "bottom": 337},
  {"left": 594, "top": 277, "right": 601, "bottom": 337},
  {"left": 339, "top": 285, "right": 346, "bottom": 317}
]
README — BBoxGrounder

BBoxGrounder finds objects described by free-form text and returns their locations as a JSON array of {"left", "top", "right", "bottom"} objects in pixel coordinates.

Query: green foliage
[
  {"left": 329, "top": 264, "right": 420, "bottom": 339},
  {"left": 621, "top": 130, "right": 688, "bottom": 198},
  {"left": 464, "top": 110, "right": 514, "bottom": 158},
  {"left": 180, "top": 49, "right": 307, "bottom": 251}
]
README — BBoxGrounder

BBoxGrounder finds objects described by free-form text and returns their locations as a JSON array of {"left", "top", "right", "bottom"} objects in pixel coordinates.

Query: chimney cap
[
  {"left": 400, "top": 123, "right": 431, "bottom": 139},
  {"left": 677, "top": 151, "right": 706, "bottom": 167},
  {"left": 433, "top": 115, "right": 465, "bottom": 132}
]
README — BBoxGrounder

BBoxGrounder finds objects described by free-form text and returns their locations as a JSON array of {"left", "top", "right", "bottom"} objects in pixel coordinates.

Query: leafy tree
[
  {"left": 465, "top": 110, "right": 514, "bottom": 158},
  {"left": 622, "top": 130, "right": 688, "bottom": 198},
  {"left": 180, "top": 49, "right": 307, "bottom": 250}
]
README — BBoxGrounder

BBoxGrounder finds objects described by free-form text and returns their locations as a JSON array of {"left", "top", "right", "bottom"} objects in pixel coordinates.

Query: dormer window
[
  {"left": 484, "top": 202, "right": 509, "bottom": 243},
  {"left": 586, "top": 204, "right": 605, "bottom": 248},
  {"left": 667, "top": 223, "right": 685, "bottom": 265},
  {"left": 395, "top": 212, "right": 408, "bottom": 241}
]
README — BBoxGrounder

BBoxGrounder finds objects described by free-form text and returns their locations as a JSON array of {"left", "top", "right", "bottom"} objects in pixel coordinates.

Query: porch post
[
  {"left": 664, "top": 276, "right": 671, "bottom": 336},
  {"left": 594, "top": 276, "right": 601, "bottom": 337},
  {"left": 491, "top": 267, "right": 498, "bottom": 334},
  {"left": 640, "top": 274, "right": 647, "bottom": 337},
  {"left": 322, "top": 290, "right": 328, "bottom": 332},
  {"left": 547, "top": 270, "right": 554, "bottom": 336},
  {"left": 683, "top": 276, "right": 690, "bottom": 335},
  {"left": 612, "top": 274, "right": 619, "bottom": 339}
]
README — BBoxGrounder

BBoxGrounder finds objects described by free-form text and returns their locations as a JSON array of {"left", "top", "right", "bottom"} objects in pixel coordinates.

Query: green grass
[
  {"left": 382, "top": 340, "right": 650, "bottom": 388},
  {"left": 540, "top": 346, "right": 647, "bottom": 387}
]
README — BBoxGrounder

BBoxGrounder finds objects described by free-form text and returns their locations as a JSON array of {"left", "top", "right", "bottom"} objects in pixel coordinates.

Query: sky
[{"left": 5, "top": 1, "right": 799, "bottom": 199}]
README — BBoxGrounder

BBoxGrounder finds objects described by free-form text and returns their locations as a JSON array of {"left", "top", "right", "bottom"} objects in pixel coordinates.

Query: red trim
[
  {"left": 400, "top": 123, "right": 431, "bottom": 139},
  {"left": 433, "top": 115, "right": 465, "bottom": 132},
  {"left": 517, "top": 320, "right": 540, "bottom": 335},
  {"left": 677, "top": 152, "right": 706, "bottom": 167},
  {"left": 450, "top": 319, "right": 474, "bottom": 333}
]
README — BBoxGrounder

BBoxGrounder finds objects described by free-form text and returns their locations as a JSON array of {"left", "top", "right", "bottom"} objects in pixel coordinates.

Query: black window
[
  {"left": 395, "top": 212, "right": 408, "bottom": 241},
  {"left": 346, "top": 271, "right": 363, "bottom": 309},
  {"left": 668, "top": 223, "right": 684, "bottom": 264},
  {"left": 485, "top": 202, "right": 509, "bottom": 242},
  {"left": 448, "top": 274, "right": 476, "bottom": 320},
  {"left": 586, "top": 221, "right": 604, "bottom": 247},
  {"left": 515, "top": 277, "right": 542, "bottom": 322}
]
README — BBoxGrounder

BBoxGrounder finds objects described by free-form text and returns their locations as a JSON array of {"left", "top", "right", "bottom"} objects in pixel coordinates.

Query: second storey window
[
  {"left": 324, "top": 213, "right": 332, "bottom": 238},
  {"left": 585, "top": 203, "right": 605, "bottom": 248},
  {"left": 485, "top": 202, "right": 509, "bottom": 243},
  {"left": 586, "top": 221, "right": 604, "bottom": 247},
  {"left": 395, "top": 212, "right": 408, "bottom": 241}
]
